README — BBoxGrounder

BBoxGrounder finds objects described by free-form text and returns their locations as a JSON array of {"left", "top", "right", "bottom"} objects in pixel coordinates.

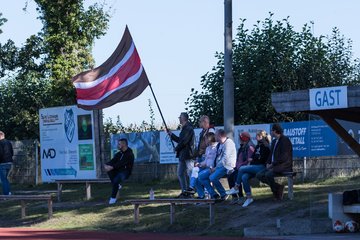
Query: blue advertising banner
[
  {"left": 278, "top": 120, "right": 338, "bottom": 158},
  {"left": 308, "top": 120, "right": 338, "bottom": 157},
  {"left": 281, "top": 121, "right": 309, "bottom": 157}
]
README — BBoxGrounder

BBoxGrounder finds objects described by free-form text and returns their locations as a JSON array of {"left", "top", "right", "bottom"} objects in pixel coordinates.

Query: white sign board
[
  {"left": 234, "top": 124, "right": 271, "bottom": 149},
  {"left": 309, "top": 86, "right": 348, "bottom": 110},
  {"left": 39, "top": 105, "right": 96, "bottom": 182}
]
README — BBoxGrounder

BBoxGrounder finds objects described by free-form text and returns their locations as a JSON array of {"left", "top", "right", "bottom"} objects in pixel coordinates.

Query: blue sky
[{"left": 1, "top": 0, "right": 360, "bottom": 127}]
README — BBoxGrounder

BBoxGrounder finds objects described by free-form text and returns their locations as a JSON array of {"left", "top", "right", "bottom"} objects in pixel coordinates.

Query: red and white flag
[{"left": 72, "top": 26, "right": 149, "bottom": 110}]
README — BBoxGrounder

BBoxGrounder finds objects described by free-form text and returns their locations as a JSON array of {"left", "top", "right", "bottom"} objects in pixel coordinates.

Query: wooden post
[
  {"left": 134, "top": 204, "right": 139, "bottom": 224},
  {"left": 48, "top": 198, "right": 53, "bottom": 219},
  {"left": 287, "top": 176, "right": 294, "bottom": 200},
  {"left": 86, "top": 182, "right": 91, "bottom": 200},
  {"left": 209, "top": 203, "right": 215, "bottom": 226},
  {"left": 170, "top": 203, "right": 175, "bottom": 224},
  {"left": 21, "top": 200, "right": 26, "bottom": 218},
  {"left": 57, "top": 183, "right": 62, "bottom": 202}
]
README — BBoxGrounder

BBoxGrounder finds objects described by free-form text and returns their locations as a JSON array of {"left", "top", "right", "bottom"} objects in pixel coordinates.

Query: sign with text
[
  {"left": 39, "top": 105, "right": 96, "bottom": 182},
  {"left": 309, "top": 86, "right": 348, "bottom": 110}
]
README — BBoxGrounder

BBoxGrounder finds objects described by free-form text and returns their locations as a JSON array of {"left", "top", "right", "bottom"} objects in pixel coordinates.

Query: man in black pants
[
  {"left": 104, "top": 138, "right": 134, "bottom": 204},
  {"left": 256, "top": 124, "right": 293, "bottom": 200}
]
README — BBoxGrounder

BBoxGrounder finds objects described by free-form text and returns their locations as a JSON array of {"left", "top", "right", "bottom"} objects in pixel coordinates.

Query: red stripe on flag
[{"left": 76, "top": 48, "right": 141, "bottom": 100}]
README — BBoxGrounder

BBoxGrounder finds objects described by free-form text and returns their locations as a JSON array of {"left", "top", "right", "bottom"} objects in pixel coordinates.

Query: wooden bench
[
  {"left": 274, "top": 171, "right": 301, "bottom": 200},
  {"left": 0, "top": 194, "right": 53, "bottom": 219},
  {"left": 126, "top": 198, "right": 216, "bottom": 225},
  {"left": 55, "top": 179, "right": 110, "bottom": 202}
]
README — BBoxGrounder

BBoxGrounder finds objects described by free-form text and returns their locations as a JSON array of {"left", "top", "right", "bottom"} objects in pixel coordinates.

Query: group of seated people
[{"left": 185, "top": 123, "right": 293, "bottom": 207}]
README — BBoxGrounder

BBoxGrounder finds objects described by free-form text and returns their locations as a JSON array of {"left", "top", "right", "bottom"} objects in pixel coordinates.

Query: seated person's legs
[
  {"left": 256, "top": 168, "right": 269, "bottom": 184},
  {"left": 209, "top": 167, "right": 228, "bottom": 198},
  {"left": 199, "top": 168, "right": 216, "bottom": 198},
  {"left": 264, "top": 170, "right": 283, "bottom": 199}
]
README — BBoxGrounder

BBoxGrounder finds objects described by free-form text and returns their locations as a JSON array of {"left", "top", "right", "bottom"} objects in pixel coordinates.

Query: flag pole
[{"left": 148, "top": 82, "right": 175, "bottom": 149}]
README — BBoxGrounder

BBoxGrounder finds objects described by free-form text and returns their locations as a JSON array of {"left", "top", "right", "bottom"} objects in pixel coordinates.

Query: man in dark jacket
[
  {"left": 0, "top": 131, "right": 13, "bottom": 195},
  {"left": 256, "top": 124, "right": 293, "bottom": 200},
  {"left": 167, "top": 112, "right": 195, "bottom": 197},
  {"left": 104, "top": 138, "right": 134, "bottom": 204}
]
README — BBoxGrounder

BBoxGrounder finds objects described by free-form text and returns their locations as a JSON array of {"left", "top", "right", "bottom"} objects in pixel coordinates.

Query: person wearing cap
[
  {"left": 226, "top": 131, "right": 255, "bottom": 204},
  {"left": 0, "top": 131, "right": 13, "bottom": 195},
  {"left": 227, "top": 130, "right": 271, "bottom": 207},
  {"left": 256, "top": 123, "right": 293, "bottom": 201},
  {"left": 167, "top": 112, "right": 196, "bottom": 198}
]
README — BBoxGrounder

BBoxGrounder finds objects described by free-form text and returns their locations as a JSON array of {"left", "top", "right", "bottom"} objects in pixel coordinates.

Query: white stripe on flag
[
  {"left": 77, "top": 64, "right": 144, "bottom": 106},
  {"left": 74, "top": 43, "right": 136, "bottom": 89}
]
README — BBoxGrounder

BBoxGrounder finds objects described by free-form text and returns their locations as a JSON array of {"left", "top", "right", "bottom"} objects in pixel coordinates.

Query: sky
[{"left": 1, "top": 0, "right": 360, "bottom": 127}]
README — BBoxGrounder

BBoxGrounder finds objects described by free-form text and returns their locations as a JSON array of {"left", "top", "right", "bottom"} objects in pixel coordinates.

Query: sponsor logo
[
  {"left": 64, "top": 109, "right": 75, "bottom": 143},
  {"left": 42, "top": 148, "right": 56, "bottom": 159}
]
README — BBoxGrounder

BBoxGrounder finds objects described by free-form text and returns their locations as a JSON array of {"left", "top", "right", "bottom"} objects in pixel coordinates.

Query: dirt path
[{"left": 0, "top": 228, "right": 270, "bottom": 240}]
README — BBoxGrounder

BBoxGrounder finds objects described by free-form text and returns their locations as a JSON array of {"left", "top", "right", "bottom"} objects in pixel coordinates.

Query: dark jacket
[
  {"left": 251, "top": 139, "right": 271, "bottom": 165},
  {"left": 0, "top": 139, "right": 13, "bottom": 164},
  {"left": 106, "top": 147, "right": 134, "bottom": 178},
  {"left": 268, "top": 135, "right": 293, "bottom": 173},
  {"left": 171, "top": 122, "right": 195, "bottom": 161}
]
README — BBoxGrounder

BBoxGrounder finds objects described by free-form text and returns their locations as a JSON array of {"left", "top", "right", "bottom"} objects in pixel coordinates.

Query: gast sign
[{"left": 309, "top": 86, "right": 348, "bottom": 110}]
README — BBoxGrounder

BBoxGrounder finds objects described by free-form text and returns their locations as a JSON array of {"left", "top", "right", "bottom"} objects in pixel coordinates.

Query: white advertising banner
[
  {"left": 39, "top": 105, "right": 96, "bottom": 182},
  {"left": 234, "top": 124, "right": 271, "bottom": 148}
]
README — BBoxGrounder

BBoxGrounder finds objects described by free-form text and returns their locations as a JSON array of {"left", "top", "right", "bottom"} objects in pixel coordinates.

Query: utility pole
[{"left": 224, "top": 0, "right": 234, "bottom": 139}]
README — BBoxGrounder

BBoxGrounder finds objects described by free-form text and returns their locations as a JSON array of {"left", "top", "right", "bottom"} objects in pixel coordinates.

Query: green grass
[{"left": 1, "top": 175, "right": 360, "bottom": 236}]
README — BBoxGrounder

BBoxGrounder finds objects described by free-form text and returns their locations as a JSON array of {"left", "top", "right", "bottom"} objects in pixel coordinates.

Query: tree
[
  {"left": 186, "top": 14, "right": 360, "bottom": 125},
  {"left": 33, "top": 0, "right": 110, "bottom": 106},
  {"left": 0, "top": 1, "right": 110, "bottom": 139}
]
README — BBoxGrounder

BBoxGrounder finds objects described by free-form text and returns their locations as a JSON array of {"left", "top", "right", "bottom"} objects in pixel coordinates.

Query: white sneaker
[
  {"left": 109, "top": 198, "right": 117, "bottom": 204},
  {"left": 226, "top": 187, "right": 239, "bottom": 195},
  {"left": 118, "top": 184, "right": 122, "bottom": 190},
  {"left": 242, "top": 198, "right": 254, "bottom": 207}
]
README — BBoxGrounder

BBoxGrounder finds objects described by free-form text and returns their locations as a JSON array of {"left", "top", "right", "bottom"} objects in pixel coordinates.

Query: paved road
[{"left": 265, "top": 233, "right": 360, "bottom": 240}]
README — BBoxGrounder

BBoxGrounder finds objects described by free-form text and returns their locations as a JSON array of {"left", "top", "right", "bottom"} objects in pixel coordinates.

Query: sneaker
[
  {"left": 118, "top": 184, "right": 122, "bottom": 190},
  {"left": 226, "top": 187, "right": 239, "bottom": 195},
  {"left": 185, "top": 187, "right": 196, "bottom": 195},
  {"left": 108, "top": 198, "right": 117, "bottom": 204},
  {"left": 242, "top": 198, "right": 254, "bottom": 207}
]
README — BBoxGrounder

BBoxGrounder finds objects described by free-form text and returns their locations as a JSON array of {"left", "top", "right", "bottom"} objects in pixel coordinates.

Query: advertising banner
[
  {"left": 110, "top": 131, "right": 160, "bottom": 163},
  {"left": 234, "top": 124, "right": 270, "bottom": 149},
  {"left": 40, "top": 105, "right": 96, "bottom": 182}
]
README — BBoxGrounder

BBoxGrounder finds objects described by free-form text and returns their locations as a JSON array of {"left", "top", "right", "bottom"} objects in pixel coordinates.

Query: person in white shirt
[{"left": 198, "top": 129, "right": 236, "bottom": 202}]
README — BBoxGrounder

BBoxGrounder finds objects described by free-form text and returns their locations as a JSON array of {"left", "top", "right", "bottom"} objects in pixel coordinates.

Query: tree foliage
[
  {"left": 0, "top": 1, "right": 110, "bottom": 139},
  {"left": 186, "top": 14, "right": 360, "bottom": 125}
]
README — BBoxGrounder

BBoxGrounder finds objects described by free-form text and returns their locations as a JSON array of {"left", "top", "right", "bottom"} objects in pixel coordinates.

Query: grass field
[{"left": 1, "top": 175, "right": 360, "bottom": 236}]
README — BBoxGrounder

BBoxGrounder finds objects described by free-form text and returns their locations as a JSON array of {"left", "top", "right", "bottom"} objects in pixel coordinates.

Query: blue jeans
[
  {"left": 236, "top": 165, "right": 265, "bottom": 196},
  {"left": 190, "top": 167, "right": 206, "bottom": 198},
  {"left": 199, "top": 166, "right": 227, "bottom": 198},
  {"left": 0, "top": 163, "right": 12, "bottom": 195},
  {"left": 108, "top": 170, "right": 128, "bottom": 198},
  {"left": 178, "top": 160, "right": 195, "bottom": 192}
]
